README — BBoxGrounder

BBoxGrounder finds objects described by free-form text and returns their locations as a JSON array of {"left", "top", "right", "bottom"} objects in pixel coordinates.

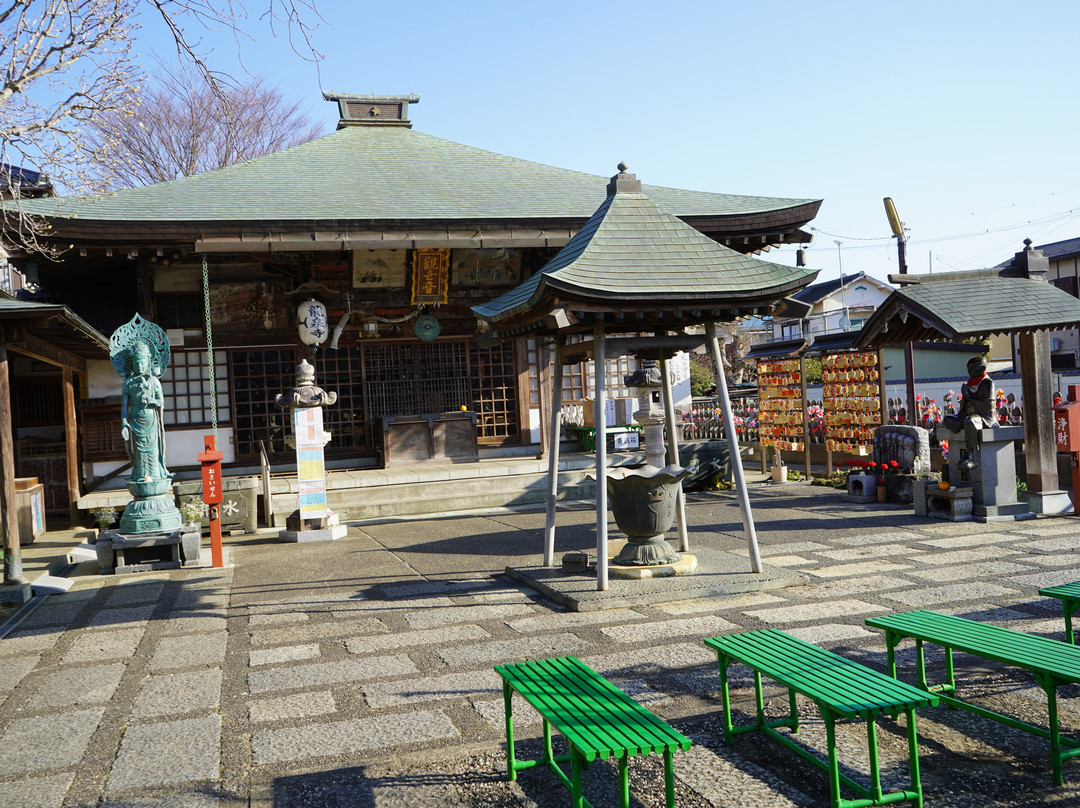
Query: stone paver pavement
[{"left": 1, "top": 484, "right": 1079, "bottom": 807}]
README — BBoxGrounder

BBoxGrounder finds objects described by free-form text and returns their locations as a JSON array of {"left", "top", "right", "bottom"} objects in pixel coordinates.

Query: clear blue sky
[{"left": 138, "top": 0, "right": 1080, "bottom": 284}]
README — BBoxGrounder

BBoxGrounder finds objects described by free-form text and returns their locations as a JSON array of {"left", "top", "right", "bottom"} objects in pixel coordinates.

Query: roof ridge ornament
[
  {"left": 607, "top": 161, "right": 641, "bottom": 196},
  {"left": 322, "top": 92, "right": 421, "bottom": 129}
]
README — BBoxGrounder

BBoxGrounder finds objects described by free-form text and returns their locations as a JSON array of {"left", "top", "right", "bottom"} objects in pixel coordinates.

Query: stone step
[{"left": 271, "top": 468, "right": 597, "bottom": 523}]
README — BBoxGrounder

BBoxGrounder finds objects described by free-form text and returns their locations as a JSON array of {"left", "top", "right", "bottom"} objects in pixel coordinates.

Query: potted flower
[
  {"left": 876, "top": 463, "right": 890, "bottom": 502},
  {"left": 93, "top": 506, "right": 118, "bottom": 534},
  {"left": 180, "top": 496, "right": 208, "bottom": 526}
]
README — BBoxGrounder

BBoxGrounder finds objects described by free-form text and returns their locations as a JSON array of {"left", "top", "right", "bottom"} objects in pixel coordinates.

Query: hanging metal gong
[{"left": 413, "top": 314, "right": 441, "bottom": 341}]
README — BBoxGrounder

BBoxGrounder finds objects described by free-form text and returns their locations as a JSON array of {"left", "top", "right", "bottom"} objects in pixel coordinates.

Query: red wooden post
[{"left": 198, "top": 435, "right": 225, "bottom": 568}]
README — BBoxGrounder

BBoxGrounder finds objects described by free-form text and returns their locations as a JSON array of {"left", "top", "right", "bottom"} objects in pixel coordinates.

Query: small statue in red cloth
[{"left": 943, "top": 356, "right": 996, "bottom": 433}]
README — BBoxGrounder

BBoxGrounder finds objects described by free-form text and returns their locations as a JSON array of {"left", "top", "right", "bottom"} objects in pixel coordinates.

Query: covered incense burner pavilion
[{"left": 473, "top": 164, "right": 820, "bottom": 591}]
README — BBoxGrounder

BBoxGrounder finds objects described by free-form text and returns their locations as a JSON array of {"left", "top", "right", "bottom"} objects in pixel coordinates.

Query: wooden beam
[
  {"left": 557, "top": 335, "right": 707, "bottom": 366},
  {"left": 6, "top": 326, "right": 88, "bottom": 371}
]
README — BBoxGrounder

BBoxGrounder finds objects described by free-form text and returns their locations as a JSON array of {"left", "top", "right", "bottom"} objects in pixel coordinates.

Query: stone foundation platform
[{"left": 95, "top": 527, "right": 201, "bottom": 574}]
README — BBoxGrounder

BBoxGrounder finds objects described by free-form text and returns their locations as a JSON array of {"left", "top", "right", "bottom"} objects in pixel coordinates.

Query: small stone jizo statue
[
  {"left": 942, "top": 356, "right": 996, "bottom": 433},
  {"left": 942, "top": 355, "right": 994, "bottom": 475}
]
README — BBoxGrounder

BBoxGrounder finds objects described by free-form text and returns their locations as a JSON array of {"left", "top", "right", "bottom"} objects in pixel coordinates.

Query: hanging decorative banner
[
  {"left": 297, "top": 298, "right": 329, "bottom": 345},
  {"left": 411, "top": 248, "right": 450, "bottom": 304}
]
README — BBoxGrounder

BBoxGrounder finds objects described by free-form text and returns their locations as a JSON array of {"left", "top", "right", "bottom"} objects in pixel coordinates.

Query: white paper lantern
[{"left": 297, "top": 298, "right": 329, "bottom": 345}]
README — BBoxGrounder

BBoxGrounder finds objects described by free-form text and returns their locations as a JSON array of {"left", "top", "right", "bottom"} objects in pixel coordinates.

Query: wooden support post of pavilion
[
  {"left": 708, "top": 321, "right": 763, "bottom": 573},
  {"left": 661, "top": 353, "right": 689, "bottom": 552},
  {"left": 593, "top": 325, "right": 609, "bottom": 591},
  {"left": 543, "top": 337, "right": 565, "bottom": 567},
  {"left": 63, "top": 367, "right": 80, "bottom": 524},
  {"left": 799, "top": 354, "right": 812, "bottom": 479}
]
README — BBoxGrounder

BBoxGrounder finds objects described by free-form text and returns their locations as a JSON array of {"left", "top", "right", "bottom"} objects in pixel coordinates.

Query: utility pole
[
  {"left": 834, "top": 240, "right": 850, "bottom": 331},
  {"left": 884, "top": 197, "right": 918, "bottom": 426}
]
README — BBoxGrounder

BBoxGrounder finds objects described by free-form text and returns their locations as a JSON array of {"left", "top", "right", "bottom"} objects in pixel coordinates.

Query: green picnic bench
[
  {"left": 866, "top": 609, "right": 1080, "bottom": 785},
  {"left": 1039, "top": 580, "right": 1080, "bottom": 644},
  {"left": 494, "top": 656, "right": 692, "bottom": 808},
  {"left": 704, "top": 629, "right": 938, "bottom": 808}
]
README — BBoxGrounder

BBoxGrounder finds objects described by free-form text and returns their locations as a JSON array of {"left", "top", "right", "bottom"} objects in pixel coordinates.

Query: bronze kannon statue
[{"left": 110, "top": 314, "right": 173, "bottom": 485}]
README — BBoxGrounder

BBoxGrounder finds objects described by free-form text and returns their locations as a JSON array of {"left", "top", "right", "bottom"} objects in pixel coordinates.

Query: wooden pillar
[
  {"left": 824, "top": 356, "right": 833, "bottom": 473},
  {"left": 877, "top": 349, "right": 888, "bottom": 433},
  {"left": 707, "top": 322, "right": 762, "bottom": 572},
  {"left": 0, "top": 345, "right": 28, "bottom": 589},
  {"left": 538, "top": 337, "right": 552, "bottom": 458},
  {"left": 63, "top": 367, "right": 80, "bottom": 525},
  {"left": 543, "top": 337, "right": 565, "bottom": 567},
  {"left": 661, "top": 354, "right": 689, "bottom": 553},
  {"left": 1020, "top": 329, "right": 1058, "bottom": 493},
  {"left": 757, "top": 370, "right": 768, "bottom": 473},
  {"left": 593, "top": 326, "right": 609, "bottom": 591},
  {"left": 799, "top": 354, "right": 811, "bottom": 478}
]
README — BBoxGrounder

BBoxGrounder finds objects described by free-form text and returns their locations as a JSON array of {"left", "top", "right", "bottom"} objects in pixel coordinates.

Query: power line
[
  {"left": 810, "top": 226, "right": 892, "bottom": 242},
  {"left": 802, "top": 206, "right": 1080, "bottom": 253}
]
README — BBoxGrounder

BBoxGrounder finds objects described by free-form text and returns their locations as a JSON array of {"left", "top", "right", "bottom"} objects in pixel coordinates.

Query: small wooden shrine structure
[
  {"left": 857, "top": 241, "right": 1080, "bottom": 512},
  {"left": 473, "top": 165, "right": 819, "bottom": 590},
  {"left": 0, "top": 299, "right": 109, "bottom": 602}
]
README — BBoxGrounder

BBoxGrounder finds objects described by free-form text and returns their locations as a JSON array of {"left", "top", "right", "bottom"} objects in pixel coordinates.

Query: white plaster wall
[
  {"left": 87, "top": 359, "right": 121, "bottom": 397},
  {"left": 167, "top": 428, "right": 237, "bottom": 466},
  {"left": 525, "top": 407, "right": 541, "bottom": 445}
]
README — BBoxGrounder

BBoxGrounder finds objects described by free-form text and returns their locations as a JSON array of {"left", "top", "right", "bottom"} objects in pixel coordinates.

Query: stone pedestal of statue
[
  {"left": 95, "top": 525, "right": 202, "bottom": 574},
  {"left": 938, "top": 425, "right": 1034, "bottom": 522}
]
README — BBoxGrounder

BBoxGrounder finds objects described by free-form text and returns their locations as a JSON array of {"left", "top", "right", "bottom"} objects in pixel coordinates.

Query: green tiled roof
[
  {"left": 473, "top": 173, "right": 819, "bottom": 324},
  {"left": 857, "top": 276, "right": 1080, "bottom": 346},
  {"left": 15, "top": 126, "right": 817, "bottom": 223}
]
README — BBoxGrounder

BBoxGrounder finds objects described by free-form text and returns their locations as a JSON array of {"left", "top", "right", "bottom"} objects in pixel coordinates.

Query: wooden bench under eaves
[
  {"left": 866, "top": 609, "right": 1080, "bottom": 786},
  {"left": 494, "top": 656, "right": 691, "bottom": 808},
  {"left": 705, "top": 629, "right": 938, "bottom": 808}
]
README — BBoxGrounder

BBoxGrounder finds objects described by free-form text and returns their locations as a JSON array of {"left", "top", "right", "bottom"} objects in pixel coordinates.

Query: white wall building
[{"left": 771, "top": 272, "right": 894, "bottom": 341}]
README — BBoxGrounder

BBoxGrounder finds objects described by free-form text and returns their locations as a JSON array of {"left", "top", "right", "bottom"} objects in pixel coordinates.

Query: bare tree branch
[
  {"left": 0, "top": 0, "right": 323, "bottom": 254},
  {"left": 85, "top": 63, "right": 325, "bottom": 188}
]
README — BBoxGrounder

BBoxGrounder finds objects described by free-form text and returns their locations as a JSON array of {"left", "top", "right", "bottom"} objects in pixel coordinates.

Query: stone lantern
[
  {"left": 274, "top": 359, "right": 347, "bottom": 542},
  {"left": 607, "top": 362, "right": 693, "bottom": 567}
]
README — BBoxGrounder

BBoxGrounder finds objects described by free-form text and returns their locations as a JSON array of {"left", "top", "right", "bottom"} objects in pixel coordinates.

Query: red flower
[{"left": 889, "top": 460, "right": 899, "bottom": 468}]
